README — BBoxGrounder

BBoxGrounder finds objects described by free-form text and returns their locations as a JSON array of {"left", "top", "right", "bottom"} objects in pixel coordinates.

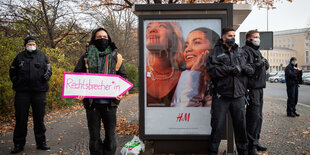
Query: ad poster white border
[{"left": 144, "top": 19, "right": 221, "bottom": 135}]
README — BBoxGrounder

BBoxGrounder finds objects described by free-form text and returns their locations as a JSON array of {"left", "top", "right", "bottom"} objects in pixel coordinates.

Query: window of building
[
  {"left": 288, "top": 44, "right": 290, "bottom": 48},
  {"left": 306, "top": 51, "right": 309, "bottom": 64},
  {"left": 292, "top": 44, "right": 295, "bottom": 48},
  {"left": 288, "top": 39, "right": 290, "bottom": 43},
  {"left": 283, "top": 45, "right": 286, "bottom": 48},
  {"left": 306, "top": 43, "right": 309, "bottom": 47}
]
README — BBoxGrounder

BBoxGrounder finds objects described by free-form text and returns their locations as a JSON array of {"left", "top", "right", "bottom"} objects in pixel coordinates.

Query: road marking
[
  {"left": 264, "top": 96, "right": 310, "bottom": 108},
  {"left": 298, "top": 103, "right": 310, "bottom": 108}
]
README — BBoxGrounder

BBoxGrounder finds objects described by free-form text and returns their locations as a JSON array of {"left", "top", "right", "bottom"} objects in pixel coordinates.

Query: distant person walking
[{"left": 285, "top": 57, "right": 302, "bottom": 117}]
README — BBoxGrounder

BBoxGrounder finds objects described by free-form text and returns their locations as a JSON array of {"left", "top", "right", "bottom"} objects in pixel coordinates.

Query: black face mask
[
  {"left": 225, "top": 38, "right": 235, "bottom": 46},
  {"left": 94, "top": 38, "right": 109, "bottom": 51}
]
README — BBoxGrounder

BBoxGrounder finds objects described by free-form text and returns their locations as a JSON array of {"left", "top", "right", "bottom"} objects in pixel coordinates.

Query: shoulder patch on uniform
[{"left": 217, "top": 53, "right": 226, "bottom": 58}]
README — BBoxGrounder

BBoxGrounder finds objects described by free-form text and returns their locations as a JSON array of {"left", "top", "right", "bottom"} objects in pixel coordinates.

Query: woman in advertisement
[
  {"left": 171, "top": 27, "right": 219, "bottom": 107},
  {"left": 146, "top": 22, "right": 184, "bottom": 107}
]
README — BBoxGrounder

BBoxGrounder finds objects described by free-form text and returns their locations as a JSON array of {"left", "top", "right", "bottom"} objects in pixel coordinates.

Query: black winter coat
[
  {"left": 9, "top": 50, "right": 51, "bottom": 92},
  {"left": 243, "top": 41, "right": 269, "bottom": 89},
  {"left": 74, "top": 48, "right": 127, "bottom": 107},
  {"left": 206, "top": 39, "right": 254, "bottom": 98},
  {"left": 285, "top": 63, "right": 302, "bottom": 86}
]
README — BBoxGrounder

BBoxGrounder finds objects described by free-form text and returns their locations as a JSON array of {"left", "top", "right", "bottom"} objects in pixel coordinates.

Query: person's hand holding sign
[
  {"left": 75, "top": 95, "right": 122, "bottom": 101},
  {"left": 76, "top": 96, "right": 84, "bottom": 101},
  {"left": 116, "top": 95, "right": 122, "bottom": 100}
]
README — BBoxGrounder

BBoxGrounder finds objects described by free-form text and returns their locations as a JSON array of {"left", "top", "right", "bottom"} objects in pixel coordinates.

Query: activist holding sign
[
  {"left": 74, "top": 28, "right": 127, "bottom": 155},
  {"left": 9, "top": 36, "right": 52, "bottom": 153}
]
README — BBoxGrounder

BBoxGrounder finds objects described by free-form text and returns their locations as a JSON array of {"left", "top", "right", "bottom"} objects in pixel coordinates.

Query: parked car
[
  {"left": 269, "top": 71, "right": 278, "bottom": 77},
  {"left": 303, "top": 70, "right": 310, "bottom": 73},
  {"left": 302, "top": 73, "right": 310, "bottom": 84},
  {"left": 303, "top": 77, "right": 310, "bottom": 84},
  {"left": 281, "top": 76, "right": 286, "bottom": 83},
  {"left": 269, "top": 73, "right": 285, "bottom": 83}
]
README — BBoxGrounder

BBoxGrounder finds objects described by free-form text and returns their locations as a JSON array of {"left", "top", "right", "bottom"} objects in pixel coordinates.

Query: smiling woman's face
[
  {"left": 184, "top": 30, "right": 210, "bottom": 69},
  {"left": 146, "top": 22, "right": 172, "bottom": 51}
]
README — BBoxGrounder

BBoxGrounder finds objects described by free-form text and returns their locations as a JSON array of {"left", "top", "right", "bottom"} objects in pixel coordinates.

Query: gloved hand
[
  {"left": 255, "top": 60, "right": 264, "bottom": 68},
  {"left": 229, "top": 65, "right": 242, "bottom": 76},
  {"left": 262, "top": 58, "right": 268, "bottom": 65},
  {"left": 42, "top": 64, "right": 52, "bottom": 81}
]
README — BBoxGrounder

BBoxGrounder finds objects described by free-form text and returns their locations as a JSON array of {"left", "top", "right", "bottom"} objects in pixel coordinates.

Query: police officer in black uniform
[
  {"left": 207, "top": 28, "right": 254, "bottom": 155},
  {"left": 243, "top": 30, "right": 269, "bottom": 155},
  {"left": 9, "top": 36, "right": 52, "bottom": 154},
  {"left": 285, "top": 57, "right": 302, "bottom": 117}
]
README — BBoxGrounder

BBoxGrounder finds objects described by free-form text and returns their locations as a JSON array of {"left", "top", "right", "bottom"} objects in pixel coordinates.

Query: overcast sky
[{"left": 236, "top": 0, "right": 310, "bottom": 43}]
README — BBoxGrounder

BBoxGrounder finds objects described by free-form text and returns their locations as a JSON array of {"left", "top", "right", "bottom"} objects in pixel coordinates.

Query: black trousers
[
  {"left": 286, "top": 84, "right": 299, "bottom": 115},
  {"left": 246, "top": 89, "right": 264, "bottom": 148},
  {"left": 13, "top": 91, "right": 47, "bottom": 146},
  {"left": 209, "top": 97, "right": 248, "bottom": 155},
  {"left": 86, "top": 105, "right": 117, "bottom": 155}
]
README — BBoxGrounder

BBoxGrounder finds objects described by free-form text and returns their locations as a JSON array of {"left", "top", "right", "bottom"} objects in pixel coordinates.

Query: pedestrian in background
[
  {"left": 206, "top": 28, "right": 254, "bottom": 155},
  {"left": 243, "top": 30, "right": 269, "bottom": 155},
  {"left": 74, "top": 28, "right": 127, "bottom": 155},
  {"left": 9, "top": 36, "right": 52, "bottom": 154},
  {"left": 285, "top": 57, "right": 302, "bottom": 117}
]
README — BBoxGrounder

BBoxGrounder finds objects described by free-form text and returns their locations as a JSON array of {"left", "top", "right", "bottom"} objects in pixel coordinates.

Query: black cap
[
  {"left": 290, "top": 57, "right": 297, "bottom": 62},
  {"left": 24, "top": 36, "right": 36, "bottom": 46}
]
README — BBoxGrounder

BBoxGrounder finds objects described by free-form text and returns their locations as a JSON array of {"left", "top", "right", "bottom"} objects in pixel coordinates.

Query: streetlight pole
[
  {"left": 260, "top": 6, "right": 276, "bottom": 71},
  {"left": 266, "top": 7, "right": 269, "bottom": 70}
]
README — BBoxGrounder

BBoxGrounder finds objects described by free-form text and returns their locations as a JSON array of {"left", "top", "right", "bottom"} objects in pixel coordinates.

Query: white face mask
[
  {"left": 26, "top": 46, "right": 36, "bottom": 52},
  {"left": 251, "top": 38, "right": 260, "bottom": 46}
]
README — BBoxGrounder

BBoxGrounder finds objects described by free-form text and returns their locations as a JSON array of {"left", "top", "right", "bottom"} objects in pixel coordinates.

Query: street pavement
[
  {"left": 264, "top": 82, "right": 310, "bottom": 106},
  {"left": 0, "top": 93, "right": 309, "bottom": 155}
]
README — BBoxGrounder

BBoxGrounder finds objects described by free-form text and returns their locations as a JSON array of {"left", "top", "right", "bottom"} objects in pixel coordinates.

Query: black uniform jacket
[{"left": 207, "top": 39, "right": 254, "bottom": 98}]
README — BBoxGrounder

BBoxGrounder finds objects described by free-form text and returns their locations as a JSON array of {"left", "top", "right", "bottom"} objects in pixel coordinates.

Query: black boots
[
  {"left": 37, "top": 143, "right": 51, "bottom": 150},
  {"left": 11, "top": 144, "right": 24, "bottom": 154},
  {"left": 294, "top": 112, "right": 300, "bottom": 117},
  {"left": 257, "top": 143, "right": 267, "bottom": 151},
  {"left": 248, "top": 147, "right": 259, "bottom": 155},
  {"left": 11, "top": 143, "right": 50, "bottom": 154},
  {"left": 287, "top": 113, "right": 296, "bottom": 117}
]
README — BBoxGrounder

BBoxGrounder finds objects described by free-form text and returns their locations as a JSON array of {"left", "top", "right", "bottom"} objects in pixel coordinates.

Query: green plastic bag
[{"left": 120, "top": 136, "right": 145, "bottom": 155}]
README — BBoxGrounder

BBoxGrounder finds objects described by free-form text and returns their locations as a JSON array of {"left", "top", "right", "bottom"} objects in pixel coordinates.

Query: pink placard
[{"left": 62, "top": 72, "right": 133, "bottom": 98}]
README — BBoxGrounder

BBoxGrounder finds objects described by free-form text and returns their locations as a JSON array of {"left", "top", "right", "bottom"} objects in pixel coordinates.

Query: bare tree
[
  {"left": 0, "top": 0, "right": 80, "bottom": 48},
  {"left": 80, "top": 0, "right": 293, "bottom": 11}
]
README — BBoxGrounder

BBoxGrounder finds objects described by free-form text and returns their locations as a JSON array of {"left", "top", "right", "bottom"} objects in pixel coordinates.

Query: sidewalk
[{"left": 0, "top": 95, "right": 309, "bottom": 155}]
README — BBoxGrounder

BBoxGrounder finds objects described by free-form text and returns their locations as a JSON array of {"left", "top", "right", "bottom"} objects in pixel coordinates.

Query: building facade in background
[{"left": 261, "top": 28, "right": 310, "bottom": 71}]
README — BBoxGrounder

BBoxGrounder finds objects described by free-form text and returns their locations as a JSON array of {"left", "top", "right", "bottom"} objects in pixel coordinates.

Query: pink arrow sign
[{"left": 62, "top": 72, "right": 133, "bottom": 98}]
